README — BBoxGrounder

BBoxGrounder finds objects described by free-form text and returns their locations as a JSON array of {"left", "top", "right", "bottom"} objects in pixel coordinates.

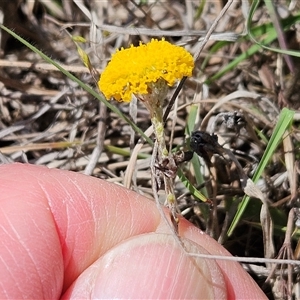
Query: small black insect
[{"left": 190, "top": 131, "right": 225, "bottom": 165}]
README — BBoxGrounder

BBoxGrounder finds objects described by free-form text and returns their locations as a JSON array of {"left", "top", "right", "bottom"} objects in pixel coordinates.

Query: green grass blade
[
  {"left": 105, "top": 145, "right": 150, "bottom": 159},
  {"left": 251, "top": 108, "right": 294, "bottom": 182},
  {"left": 0, "top": 24, "right": 153, "bottom": 146},
  {"left": 227, "top": 108, "right": 295, "bottom": 236},
  {"left": 177, "top": 167, "right": 209, "bottom": 202},
  {"left": 194, "top": 0, "right": 206, "bottom": 20},
  {"left": 247, "top": 0, "right": 300, "bottom": 57},
  {"left": 205, "top": 12, "right": 300, "bottom": 84},
  {"left": 205, "top": 28, "right": 278, "bottom": 84},
  {"left": 176, "top": 105, "right": 209, "bottom": 202},
  {"left": 185, "top": 105, "right": 199, "bottom": 136},
  {"left": 185, "top": 105, "right": 206, "bottom": 187}
]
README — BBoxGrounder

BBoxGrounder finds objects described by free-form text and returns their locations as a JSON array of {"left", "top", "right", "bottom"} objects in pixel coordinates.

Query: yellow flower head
[{"left": 99, "top": 38, "right": 194, "bottom": 102}]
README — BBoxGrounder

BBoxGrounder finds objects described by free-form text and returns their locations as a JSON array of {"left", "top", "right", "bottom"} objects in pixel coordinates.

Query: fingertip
[
  {"left": 63, "top": 233, "right": 227, "bottom": 299},
  {"left": 179, "top": 217, "right": 267, "bottom": 299}
]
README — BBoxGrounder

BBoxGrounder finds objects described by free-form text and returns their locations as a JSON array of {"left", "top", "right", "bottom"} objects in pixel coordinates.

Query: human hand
[{"left": 0, "top": 163, "right": 266, "bottom": 299}]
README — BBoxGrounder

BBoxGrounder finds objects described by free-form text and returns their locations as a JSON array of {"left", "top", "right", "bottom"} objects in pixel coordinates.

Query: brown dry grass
[{"left": 1, "top": 1, "right": 300, "bottom": 299}]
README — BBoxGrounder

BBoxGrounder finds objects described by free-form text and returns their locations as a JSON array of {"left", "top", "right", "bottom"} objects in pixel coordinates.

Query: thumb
[{"left": 63, "top": 233, "right": 226, "bottom": 299}]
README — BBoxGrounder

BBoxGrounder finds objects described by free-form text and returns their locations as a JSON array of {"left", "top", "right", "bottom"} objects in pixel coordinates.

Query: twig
[
  {"left": 163, "top": 0, "right": 234, "bottom": 123},
  {"left": 193, "top": 0, "right": 234, "bottom": 63},
  {"left": 84, "top": 101, "right": 107, "bottom": 175},
  {"left": 0, "top": 59, "right": 100, "bottom": 73}
]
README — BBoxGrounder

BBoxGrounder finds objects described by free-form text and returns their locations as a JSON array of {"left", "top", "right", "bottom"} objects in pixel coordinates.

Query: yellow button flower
[{"left": 99, "top": 38, "right": 194, "bottom": 102}]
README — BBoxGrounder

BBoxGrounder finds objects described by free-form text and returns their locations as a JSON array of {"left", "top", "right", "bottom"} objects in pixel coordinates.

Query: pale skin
[{"left": 0, "top": 163, "right": 267, "bottom": 299}]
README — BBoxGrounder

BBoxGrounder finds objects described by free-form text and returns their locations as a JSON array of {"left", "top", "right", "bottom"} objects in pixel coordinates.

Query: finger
[
  {"left": 0, "top": 163, "right": 160, "bottom": 298},
  {"left": 0, "top": 163, "right": 265, "bottom": 299},
  {"left": 63, "top": 218, "right": 266, "bottom": 300},
  {"left": 62, "top": 233, "right": 227, "bottom": 299},
  {"left": 0, "top": 164, "right": 64, "bottom": 299},
  {"left": 179, "top": 218, "right": 267, "bottom": 299}
]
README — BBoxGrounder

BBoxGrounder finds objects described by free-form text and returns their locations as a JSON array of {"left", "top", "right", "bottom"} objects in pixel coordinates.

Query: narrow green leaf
[
  {"left": 0, "top": 24, "right": 153, "bottom": 146},
  {"left": 178, "top": 104, "right": 209, "bottom": 201},
  {"left": 227, "top": 108, "right": 295, "bottom": 236},
  {"left": 247, "top": 0, "right": 300, "bottom": 57},
  {"left": 206, "top": 12, "right": 300, "bottom": 84},
  {"left": 177, "top": 167, "right": 209, "bottom": 202},
  {"left": 185, "top": 105, "right": 198, "bottom": 136}
]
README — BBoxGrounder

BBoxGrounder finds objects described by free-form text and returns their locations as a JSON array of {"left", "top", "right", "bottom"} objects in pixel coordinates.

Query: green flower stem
[
  {"left": 151, "top": 112, "right": 168, "bottom": 159},
  {"left": 150, "top": 105, "right": 178, "bottom": 223},
  {"left": 138, "top": 80, "right": 179, "bottom": 225}
]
